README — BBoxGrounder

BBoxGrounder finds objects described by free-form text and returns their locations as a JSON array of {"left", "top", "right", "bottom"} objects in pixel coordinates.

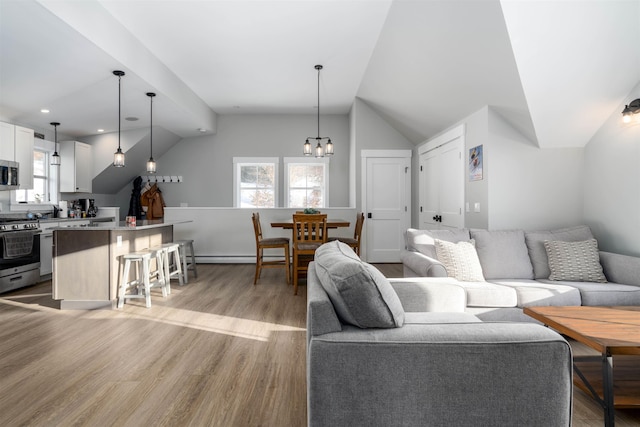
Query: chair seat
[
  {"left": 261, "top": 237, "right": 290, "bottom": 246},
  {"left": 297, "top": 243, "right": 322, "bottom": 251}
]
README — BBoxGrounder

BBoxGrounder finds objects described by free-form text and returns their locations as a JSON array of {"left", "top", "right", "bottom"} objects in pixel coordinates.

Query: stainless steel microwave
[{"left": 0, "top": 160, "right": 19, "bottom": 190}]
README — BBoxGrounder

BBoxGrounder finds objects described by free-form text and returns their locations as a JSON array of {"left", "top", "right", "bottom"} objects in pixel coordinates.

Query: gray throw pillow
[
  {"left": 544, "top": 239, "right": 607, "bottom": 282},
  {"left": 470, "top": 229, "right": 534, "bottom": 279},
  {"left": 434, "top": 238, "right": 485, "bottom": 282},
  {"left": 314, "top": 241, "right": 405, "bottom": 328},
  {"left": 525, "top": 225, "right": 595, "bottom": 279}
]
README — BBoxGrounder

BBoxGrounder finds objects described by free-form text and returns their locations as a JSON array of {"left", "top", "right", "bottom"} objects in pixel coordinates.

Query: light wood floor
[{"left": 1, "top": 264, "right": 639, "bottom": 426}]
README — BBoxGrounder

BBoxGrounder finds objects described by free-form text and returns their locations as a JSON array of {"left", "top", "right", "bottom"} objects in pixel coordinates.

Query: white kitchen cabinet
[
  {"left": 15, "top": 126, "right": 34, "bottom": 189},
  {"left": 0, "top": 121, "right": 15, "bottom": 160},
  {"left": 40, "top": 222, "right": 59, "bottom": 276},
  {"left": 0, "top": 122, "right": 34, "bottom": 189},
  {"left": 60, "top": 140, "right": 92, "bottom": 192}
]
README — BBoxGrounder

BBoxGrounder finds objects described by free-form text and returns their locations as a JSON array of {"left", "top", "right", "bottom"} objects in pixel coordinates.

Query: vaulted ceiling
[{"left": 1, "top": 0, "right": 639, "bottom": 148}]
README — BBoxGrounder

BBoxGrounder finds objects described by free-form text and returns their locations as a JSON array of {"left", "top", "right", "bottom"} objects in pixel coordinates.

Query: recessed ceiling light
[
  {"left": 40, "top": 109, "right": 50, "bottom": 113},
  {"left": 198, "top": 128, "right": 207, "bottom": 133},
  {"left": 97, "top": 129, "right": 104, "bottom": 133},
  {"left": 125, "top": 116, "right": 139, "bottom": 121}
]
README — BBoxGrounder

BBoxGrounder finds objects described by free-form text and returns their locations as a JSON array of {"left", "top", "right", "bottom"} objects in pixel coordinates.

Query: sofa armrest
[
  {"left": 308, "top": 323, "right": 572, "bottom": 427},
  {"left": 600, "top": 251, "right": 640, "bottom": 286},
  {"left": 307, "top": 262, "right": 342, "bottom": 341},
  {"left": 390, "top": 280, "right": 465, "bottom": 312},
  {"left": 400, "top": 250, "right": 447, "bottom": 277}
]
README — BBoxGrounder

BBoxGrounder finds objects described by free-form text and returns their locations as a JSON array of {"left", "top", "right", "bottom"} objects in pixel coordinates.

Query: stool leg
[
  {"left": 173, "top": 248, "right": 185, "bottom": 285},
  {"left": 117, "top": 258, "right": 132, "bottom": 309},
  {"left": 189, "top": 242, "right": 197, "bottom": 278},
  {"left": 181, "top": 244, "right": 189, "bottom": 284},
  {"left": 157, "top": 250, "right": 169, "bottom": 297},
  {"left": 142, "top": 257, "right": 152, "bottom": 308}
]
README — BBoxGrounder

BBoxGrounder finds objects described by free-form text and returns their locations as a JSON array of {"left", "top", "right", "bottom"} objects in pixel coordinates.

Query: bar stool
[
  {"left": 174, "top": 239, "right": 197, "bottom": 283},
  {"left": 117, "top": 248, "right": 168, "bottom": 308},
  {"left": 157, "top": 242, "right": 185, "bottom": 286}
]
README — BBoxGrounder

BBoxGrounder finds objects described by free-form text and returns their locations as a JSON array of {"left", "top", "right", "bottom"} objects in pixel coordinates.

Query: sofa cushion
[
  {"left": 452, "top": 281, "right": 518, "bottom": 308},
  {"left": 404, "top": 312, "right": 481, "bottom": 324},
  {"left": 470, "top": 229, "right": 534, "bottom": 279},
  {"left": 544, "top": 239, "right": 607, "bottom": 282},
  {"left": 434, "top": 239, "right": 485, "bottom": 282},
  {"left": 538, "top": 280, "right": 640, "bottom": 306},
  {"left": 489, "top": 279, "right": 582, "bottom": 308},
  {"left": 524, "top": 225, "right": 594, "bottom": 279},
  {"left": 405, "top": 228, "right": 471, "bottom": 258},
  {"left": 314, "top": 241, "right": 405, "bottom": 329}
]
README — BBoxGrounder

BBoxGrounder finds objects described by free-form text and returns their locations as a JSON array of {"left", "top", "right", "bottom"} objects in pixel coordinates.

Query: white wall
[
  {"left": 154, "top": 114, "right": 351, "bottom": 208},
  {"left": 488, "top": 107, "right": 584, "bottom": 230},
  {"left": 583, "top": 81, "right": 640, "bottom": 256}
]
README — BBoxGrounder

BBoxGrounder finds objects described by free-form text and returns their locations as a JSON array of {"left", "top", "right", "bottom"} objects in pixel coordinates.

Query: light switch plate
[{"left": 474, "top": 202, "right": 481, "bottom": 213}]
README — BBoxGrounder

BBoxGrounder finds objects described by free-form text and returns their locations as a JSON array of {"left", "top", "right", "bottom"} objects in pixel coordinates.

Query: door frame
[{"left": 361, "top": 149, "right": 412, "bottom": 261}]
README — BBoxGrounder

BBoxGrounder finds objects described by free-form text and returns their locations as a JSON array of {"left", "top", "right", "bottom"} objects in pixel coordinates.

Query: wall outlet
[{"left": 116, "top": 235, "right": 122, "bottom": 247}]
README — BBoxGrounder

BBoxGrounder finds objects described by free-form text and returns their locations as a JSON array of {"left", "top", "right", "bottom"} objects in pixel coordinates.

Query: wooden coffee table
[{"left": 524, "top": 306, "right": 640, "bottom": 427}]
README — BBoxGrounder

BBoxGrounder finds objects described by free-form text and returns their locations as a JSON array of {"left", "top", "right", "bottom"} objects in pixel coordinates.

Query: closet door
[{"left": 418, "top": 126, "right": 464, "bottom": 230}]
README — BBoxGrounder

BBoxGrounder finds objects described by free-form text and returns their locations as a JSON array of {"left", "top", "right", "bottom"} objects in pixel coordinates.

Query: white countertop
[{"left": 53, "top": 219, "right": 191, "bottom": 231}]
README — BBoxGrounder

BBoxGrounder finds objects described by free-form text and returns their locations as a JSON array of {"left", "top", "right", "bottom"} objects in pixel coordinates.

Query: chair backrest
[
  {"left": 354, "top": 212, "right": 365, "bottom": 240},
  {"left": 292, "top": 214, "right": 327, "bottom": 246},
  {"left": 251, "top": 212, "right": 263, "bottom": 244}
]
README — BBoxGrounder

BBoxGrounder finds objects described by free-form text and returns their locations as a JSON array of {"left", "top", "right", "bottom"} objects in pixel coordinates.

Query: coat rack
[{"left": 142, "top": 175, "right": 183, "bottom": 183}]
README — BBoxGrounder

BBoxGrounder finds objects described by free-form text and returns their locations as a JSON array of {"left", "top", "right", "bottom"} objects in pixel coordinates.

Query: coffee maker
[{"left": 78, "top": 199, "right": 98, "bottom": 217}]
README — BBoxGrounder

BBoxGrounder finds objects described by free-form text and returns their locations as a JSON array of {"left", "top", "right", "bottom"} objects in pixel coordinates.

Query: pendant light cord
[
  {"left": 118, "top": 73, "right": 122, "bottom": 151},
  {"left": 317, "top": 66, "right": 320, "bottom": 138},
  {"left": 150, "top": 94, "right": 153, "bottom": 156}
]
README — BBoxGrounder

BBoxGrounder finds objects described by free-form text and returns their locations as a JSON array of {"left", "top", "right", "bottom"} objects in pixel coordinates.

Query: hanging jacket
[
  {"left": 140, "top": 183, "right": 165, "bottom": 220},
  {"left": 128, "top": 176, "right": 144, "bottom": 220}
]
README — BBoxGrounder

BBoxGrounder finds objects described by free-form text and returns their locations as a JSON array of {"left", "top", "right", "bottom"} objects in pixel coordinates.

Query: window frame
[
  {"left": 284, "top": 157, "right": 330, "bottom": 209},
  {"left": 11, "top": 139, "right": 59, "bottom": 211},
  {"left": 232, "top": 157, "right": 279, "bottom": 208}
]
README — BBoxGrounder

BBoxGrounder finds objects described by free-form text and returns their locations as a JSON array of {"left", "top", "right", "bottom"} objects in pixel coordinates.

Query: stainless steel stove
[{"left": 0, "top": 215, "right": 41, "bottom": 293}]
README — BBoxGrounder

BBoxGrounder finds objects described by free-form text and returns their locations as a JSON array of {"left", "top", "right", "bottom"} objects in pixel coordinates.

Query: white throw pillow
[
  {"left": 544, "top": 239, "right": 607, "bottom": 282},
  {"left": 434, "top": 239, "right": 485, "bottom": 282}
]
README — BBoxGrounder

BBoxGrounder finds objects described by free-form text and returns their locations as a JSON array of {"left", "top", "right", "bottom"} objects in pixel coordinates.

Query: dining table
[{"left": 270, "top": 218, "right": 350, "bottom": 229}]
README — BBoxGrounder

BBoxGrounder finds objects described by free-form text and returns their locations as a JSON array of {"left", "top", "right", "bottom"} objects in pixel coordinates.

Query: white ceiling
[{"left": 1, "top": 0, "right": 639, "bottom": 147}]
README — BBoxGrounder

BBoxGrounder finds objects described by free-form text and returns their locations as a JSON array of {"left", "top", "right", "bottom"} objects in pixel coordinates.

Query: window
[
  {"left": 284, "top": 157, "right": 329, "bottom": 208},
  {"left": 14, "top": 148, "right": 56, "bottom": 204},
  {"left": 233, "top": 157, "right": 278, "bottom": 208}
]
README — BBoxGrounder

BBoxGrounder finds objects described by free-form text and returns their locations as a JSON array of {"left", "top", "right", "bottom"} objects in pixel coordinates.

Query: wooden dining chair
[
  {"left": 252, "top": 212, "right": 290, "bottom": 285},
  {"left": 328, "top": 212, "right": 365, "bottom": 256},
  {"left": 292, "top": 213, "right": 327, "bottom": 295}
]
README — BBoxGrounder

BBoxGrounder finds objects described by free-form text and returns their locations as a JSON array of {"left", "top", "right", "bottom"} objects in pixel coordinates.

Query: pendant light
[
  {"left": 50, "top": 122, "right": 61, "bottom": 166},
  {"left": 113, "top": 70, "right": 125, "bottom": 167},
  {"left": 304, "top": 65, "right": 333, "bottom": 157},
  {"left": 146, "top": 92, "right": 157, "bottom": 173}
]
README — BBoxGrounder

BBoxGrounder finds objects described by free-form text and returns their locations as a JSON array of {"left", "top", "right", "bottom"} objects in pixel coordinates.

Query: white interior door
[
  {"left": 418, "top": 128, "right": 464, "bottom": 230},
  {"left": 363, "top": 153, "right": 411, "bottom": 262}
]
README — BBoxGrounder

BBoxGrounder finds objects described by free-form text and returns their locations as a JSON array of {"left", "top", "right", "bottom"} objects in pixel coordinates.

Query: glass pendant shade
[
  {"left": 147, "top": 158, "right": 156, "bottom": 173},
  {"left": 303, "top": 139, "right": 312, "bottom": 156},
  {"left": 325, "top": 139, "right": 334, "bottom": 156},
  {"left": 315, "top": 141, "right": 324, "bottom": 158},
  {"left": 50, "top": 122, "right": 61, "bottom": 166},
  {"left": 113, "top": 147, "right": 125, "bottom": 167}
]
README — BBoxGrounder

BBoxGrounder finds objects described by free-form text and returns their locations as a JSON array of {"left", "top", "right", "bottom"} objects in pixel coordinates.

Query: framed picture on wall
[{"left": 469, "top": 145, "right": 483, "bottom": 181}]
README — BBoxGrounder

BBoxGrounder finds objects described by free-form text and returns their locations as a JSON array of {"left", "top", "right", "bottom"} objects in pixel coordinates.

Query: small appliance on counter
[{"left": 58, "top": 201, "right": 68, "bottom": 218}]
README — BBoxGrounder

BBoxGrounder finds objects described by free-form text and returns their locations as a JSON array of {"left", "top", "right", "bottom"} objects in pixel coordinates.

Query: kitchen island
[{"left": 52, "top": 220, "right": 185, "bottom": 309}]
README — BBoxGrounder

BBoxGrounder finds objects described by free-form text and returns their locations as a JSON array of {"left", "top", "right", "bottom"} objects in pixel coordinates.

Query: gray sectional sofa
[
  {"left": 307, "top": 241, "right": 573, "bottom": 427},
  {"left": 401, "top": 225, "right": 640, "bottom": 322}
]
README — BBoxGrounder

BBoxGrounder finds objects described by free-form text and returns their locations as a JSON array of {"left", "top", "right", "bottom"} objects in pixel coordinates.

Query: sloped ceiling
[{"left": 1, "top": 0, "right": 639, "bottom": 152}]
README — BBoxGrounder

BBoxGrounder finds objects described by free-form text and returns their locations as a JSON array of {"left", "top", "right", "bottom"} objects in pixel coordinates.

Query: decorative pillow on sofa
[
  {"left": 405, "top": 228, "right": 471, "bottom": 258},
  {"left": 470, "top": 229, "right": 534, "bottom": 279},
  {"left": 314, "top": 241, "right": 405, "bottom": 328},
  {"left": 544, "top": 239, "right": 607, "bottom": 282},
  {"left": 525, "top": 225, "right": 595, "bottom": 279},
  {"left": 434, "top": 239, "right": 485, "bottom": 282}
]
